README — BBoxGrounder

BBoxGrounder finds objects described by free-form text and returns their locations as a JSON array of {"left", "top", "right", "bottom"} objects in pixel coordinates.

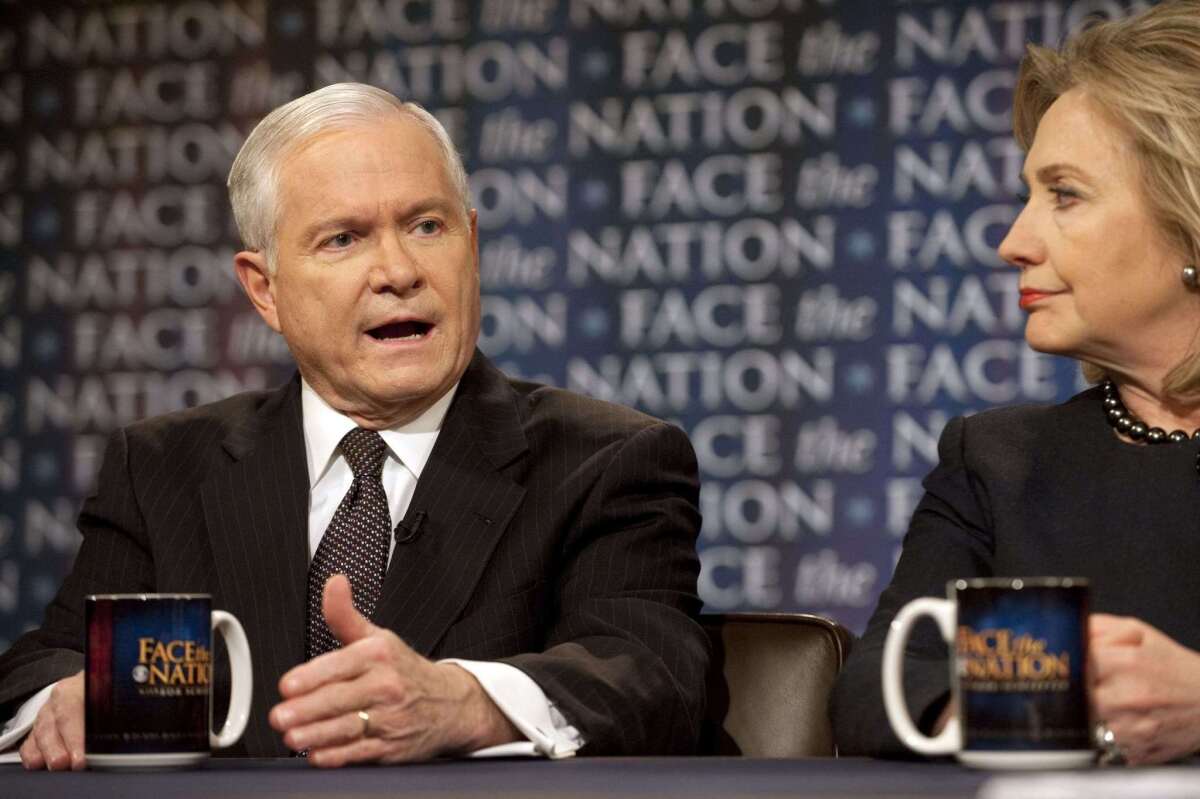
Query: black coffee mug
[
  {"left": 85, "top": 594, "right": 252, "bottom": 769},
  {"left": 882, "top": 577, "right": 1093, "bottom": 769}
]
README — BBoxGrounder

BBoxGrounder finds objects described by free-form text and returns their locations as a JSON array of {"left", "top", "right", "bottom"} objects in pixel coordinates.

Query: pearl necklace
[{"left": 1101, "top": 379, "right": 1200, "bottom": 453}]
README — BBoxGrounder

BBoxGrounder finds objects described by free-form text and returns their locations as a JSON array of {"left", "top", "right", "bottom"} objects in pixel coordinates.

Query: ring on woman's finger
[
  {"left": 1095, "top": 721, "right": 1127, "bottom": 767},
  {"left": 358, "top": 710, "right": 371, "bottom": 739}
]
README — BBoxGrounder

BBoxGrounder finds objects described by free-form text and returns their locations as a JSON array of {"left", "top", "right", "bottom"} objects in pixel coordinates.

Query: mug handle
[
  {"left": 211, "top": 610, "right": 253, "bottom": 749},
  {"left": 881, "top": 596, "right": 960, "bottom": 755}
]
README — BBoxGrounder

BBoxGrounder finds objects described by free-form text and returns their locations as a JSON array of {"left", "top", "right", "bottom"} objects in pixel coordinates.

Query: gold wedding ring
[{"left": 358, "top": 709, "right": 371, "bottom": 738}]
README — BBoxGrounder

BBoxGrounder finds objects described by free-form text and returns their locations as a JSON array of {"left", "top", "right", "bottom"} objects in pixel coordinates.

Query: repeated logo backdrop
[{"left": 0, "top": 0, "right": 1153, "bottom": 649}]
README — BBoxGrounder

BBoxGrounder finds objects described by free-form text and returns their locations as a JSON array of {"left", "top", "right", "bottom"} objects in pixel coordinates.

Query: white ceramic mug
[
  {"left": 85, "top": 593, "right": 253, "bottom": 769},
  {"left": 882, "top": 577, "right": 1094, "bottom": 770}
]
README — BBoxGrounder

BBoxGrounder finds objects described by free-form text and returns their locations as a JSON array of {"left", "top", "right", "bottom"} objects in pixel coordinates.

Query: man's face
[{"left": 243, "top": 117, "right": 479, "bottom": 427}]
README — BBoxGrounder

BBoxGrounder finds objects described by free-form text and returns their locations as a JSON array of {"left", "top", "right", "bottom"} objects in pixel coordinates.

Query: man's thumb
[{"left": 322, "top": 574, "right": 375, "bottom": 645}]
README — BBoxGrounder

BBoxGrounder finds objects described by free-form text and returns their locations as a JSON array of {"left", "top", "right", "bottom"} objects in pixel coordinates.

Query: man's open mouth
[{"left": 367, "top": 321, "right": 432, "bottom": 340}]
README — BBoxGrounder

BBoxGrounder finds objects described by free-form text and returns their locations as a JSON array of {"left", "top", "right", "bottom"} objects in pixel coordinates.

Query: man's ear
[
  {"left": 468, "top": 208, "right": 479, "bottom": 275},
  {"left": 233, "top": 250, "right": 283, "bottom": 333}
]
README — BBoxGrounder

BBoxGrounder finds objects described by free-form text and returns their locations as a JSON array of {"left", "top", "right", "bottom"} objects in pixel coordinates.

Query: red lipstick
[{"left": 1019, "top": 290, "right": 1059, "bottom": 310}]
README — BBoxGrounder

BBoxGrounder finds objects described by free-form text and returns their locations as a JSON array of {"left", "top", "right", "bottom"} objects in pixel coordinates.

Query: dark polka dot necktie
[{"left": 305, "top": 428, "right": 391, "bottom": 660}]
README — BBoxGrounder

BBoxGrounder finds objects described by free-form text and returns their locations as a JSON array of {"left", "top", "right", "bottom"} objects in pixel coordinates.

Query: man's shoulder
[
  {"left": 504, "top": 374, "right": 677, "bottom": 447},
  {"left": 122, "top": 381, "right": 292, "bottom": 452}
]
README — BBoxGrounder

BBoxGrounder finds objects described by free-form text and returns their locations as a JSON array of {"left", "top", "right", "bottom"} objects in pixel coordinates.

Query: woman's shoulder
[
  {"left": 961, "top": 385, "right": 1102, "bottom": 434},
  {"left": 925, "top": 386, "right": 1106, "bottom": 499}
]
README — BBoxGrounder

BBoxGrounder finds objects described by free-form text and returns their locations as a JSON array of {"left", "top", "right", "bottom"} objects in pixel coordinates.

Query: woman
[{"left": 832, "top": 0, "right": 1200, "bottom": 766}]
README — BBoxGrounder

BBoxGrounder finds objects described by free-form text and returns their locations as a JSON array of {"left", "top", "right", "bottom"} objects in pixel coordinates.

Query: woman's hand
[{"left": 1090, "top": 614, "right": 1200, "bottom": 765}]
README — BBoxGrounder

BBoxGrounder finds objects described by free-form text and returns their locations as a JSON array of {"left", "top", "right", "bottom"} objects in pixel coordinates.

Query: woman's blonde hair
[{"left": 1012, "top": 0, "right": 1200, "bottom": 398}]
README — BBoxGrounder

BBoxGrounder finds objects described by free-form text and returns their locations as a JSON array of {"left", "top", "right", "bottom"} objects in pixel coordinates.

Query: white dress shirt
[{"left": 0, "top": 381, "right": 582, "bottom": 760}]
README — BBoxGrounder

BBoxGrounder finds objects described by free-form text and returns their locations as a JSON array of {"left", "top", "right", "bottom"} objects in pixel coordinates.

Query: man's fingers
[
  {"left": 32, "top": 716, "right": 70, "bottom": 771},
  {"left": 322, "top": 574, "right": 376, "bottom": 648},
  {"left": 272, "top": 672, "right": 374, "bottom": 730},
  {"left": 281, "top": 710, "right": 367, "bottom": 753},
  {"left": 278, "top": 639, "right": 375, "bottom": 699},
  {"left": 19, "top": 733, "right": 45, "bottom": 770},
  {"left": 60, "top": 713, "right": 86, "bottom": 770},
  {"left": 54, "top": 676, "right": 87, "bottom": 770},
  {"left": 19, "top": 673, "right": 86, "bottom": 771},
  {"left": 307, "top": 736, "right": 390, "bottom": 769}
]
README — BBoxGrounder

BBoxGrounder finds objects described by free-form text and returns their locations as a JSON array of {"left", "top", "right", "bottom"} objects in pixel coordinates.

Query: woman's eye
[{"left": 1049, "top": 187, "right": 1079, "bottom": 207}]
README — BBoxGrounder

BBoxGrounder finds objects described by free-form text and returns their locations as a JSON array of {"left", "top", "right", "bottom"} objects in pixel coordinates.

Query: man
[{"left": 0, "top": 83, "right": 708, "bottom": 769}]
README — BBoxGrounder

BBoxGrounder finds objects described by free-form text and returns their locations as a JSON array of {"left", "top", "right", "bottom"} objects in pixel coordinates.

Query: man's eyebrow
[
  {"left": 296, "top": 197, "right": 465, "bottom": 243},
  {"left": 298, "top": 215, "right": 367, "bottom": 244},
  {"left": 405, "top": 197, "right": 464, "bottom": 219}
]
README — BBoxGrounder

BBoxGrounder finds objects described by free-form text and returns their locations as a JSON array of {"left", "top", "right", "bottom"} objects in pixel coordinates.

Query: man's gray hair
[{"left": 227, "top": 82, "right": 471, "bottom": 272}]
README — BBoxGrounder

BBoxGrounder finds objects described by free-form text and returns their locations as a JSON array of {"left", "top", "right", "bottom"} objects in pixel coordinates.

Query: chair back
[{"left": 699, "top": 612, "right": 854, "bottom": 757}]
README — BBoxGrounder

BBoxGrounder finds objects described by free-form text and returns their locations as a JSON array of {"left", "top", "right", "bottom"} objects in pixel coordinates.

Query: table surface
[{"left": 0, "top": 755, "right": 1123, "bottom": 799}]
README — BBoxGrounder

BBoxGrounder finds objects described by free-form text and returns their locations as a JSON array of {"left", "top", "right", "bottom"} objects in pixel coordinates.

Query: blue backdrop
[{"left": 0, "top": 0, "right": 1151, "bottom": 649}]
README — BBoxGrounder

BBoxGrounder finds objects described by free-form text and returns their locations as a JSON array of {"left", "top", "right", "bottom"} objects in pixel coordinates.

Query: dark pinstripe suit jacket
[{"left": 0, "top": 351, "right": 709, "bottom": 757}]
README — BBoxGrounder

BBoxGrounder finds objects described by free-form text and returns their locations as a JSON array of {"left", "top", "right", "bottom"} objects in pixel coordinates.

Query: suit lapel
[
  {"left": 197, "top": 354, "right": 528, "bottom": 668},
  {"left": 201, "top": 377, "right": 310, "bottom": 703},
  {"left": 373, "top": 352, "right": 528, "bottom": 656}
]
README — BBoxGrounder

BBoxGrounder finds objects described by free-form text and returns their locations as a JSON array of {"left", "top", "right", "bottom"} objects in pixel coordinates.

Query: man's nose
[{"left": 369, "top": 232, "right": 423, "bottom": 294}]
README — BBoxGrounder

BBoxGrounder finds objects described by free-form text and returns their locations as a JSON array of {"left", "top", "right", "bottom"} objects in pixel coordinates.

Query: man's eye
[
  {"left": 415, "top": 220, "right": 442, "bottom": 235},
  {"left": 325, "top": 232, "right": 355, "bottom": 248}
]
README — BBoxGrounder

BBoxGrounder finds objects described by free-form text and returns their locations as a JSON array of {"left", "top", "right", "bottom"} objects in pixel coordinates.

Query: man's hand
[
  {"left": 269, "top": 574, "right": 520, "bottom": 767},
  {"left": 1090, "top": 614, "right": 1200, "bottom": 765},
  {"left": 19, "top": 672, "right": 85, "bottom": 771}
]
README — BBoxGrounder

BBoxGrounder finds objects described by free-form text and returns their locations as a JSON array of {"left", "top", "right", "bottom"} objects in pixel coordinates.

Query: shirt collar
[{"left": 301, "top": 380, "right": 458, "bottom": 489}]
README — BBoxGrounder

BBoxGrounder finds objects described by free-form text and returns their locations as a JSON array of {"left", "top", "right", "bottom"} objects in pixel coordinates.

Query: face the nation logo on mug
[
  {"left": 881, "top": 577, "right": 1093, "bottom": 770},
  {"left": 85, "top": 594, "right": 252, "bottom": 769}
]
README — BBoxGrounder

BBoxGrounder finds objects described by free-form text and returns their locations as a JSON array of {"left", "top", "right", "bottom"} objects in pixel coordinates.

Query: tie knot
[{"left": 340, "top": 428, "right": 387, "bottom": 479}]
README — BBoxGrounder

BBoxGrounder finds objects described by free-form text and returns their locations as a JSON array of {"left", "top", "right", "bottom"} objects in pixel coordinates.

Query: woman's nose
[{"left": 997, "top": 205, "right": 1045, "bottom": 269}]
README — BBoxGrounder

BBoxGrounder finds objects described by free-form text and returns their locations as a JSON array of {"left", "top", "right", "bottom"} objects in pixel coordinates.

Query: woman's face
[{"left": 999, "top": 88, "right": 1195, "bottom": 380}]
